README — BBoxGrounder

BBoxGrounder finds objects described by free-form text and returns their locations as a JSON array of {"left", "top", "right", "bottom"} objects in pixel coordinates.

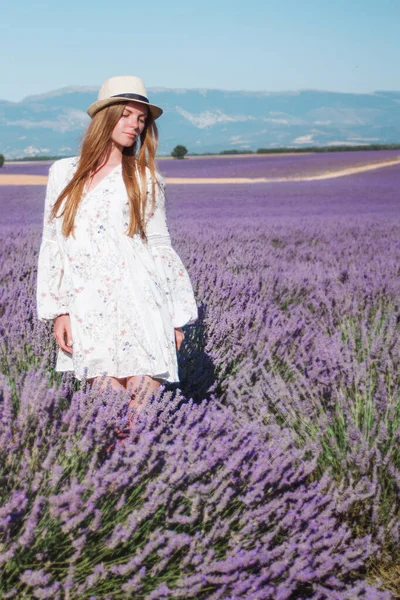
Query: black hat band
[{"left": 111, "top": 93, "right": 149, "bottom": 103}]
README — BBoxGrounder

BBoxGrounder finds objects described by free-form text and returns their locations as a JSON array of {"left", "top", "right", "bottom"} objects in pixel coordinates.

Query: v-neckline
[{"left": 84, "top": 162, "right": 121, "bottom": 197}]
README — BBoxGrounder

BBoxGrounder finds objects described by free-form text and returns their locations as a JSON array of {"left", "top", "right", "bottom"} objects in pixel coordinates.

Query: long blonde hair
[{"left": 50, "top": 102, "right": 159, "bottom": 239}]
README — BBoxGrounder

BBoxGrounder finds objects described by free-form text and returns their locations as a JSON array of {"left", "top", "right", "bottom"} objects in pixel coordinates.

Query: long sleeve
[
  {"left": 145, "top": 173, "right": 198, "bottom": 328},
  {"left": 36, "top": 162, "right": 69, "bottom": 321}
]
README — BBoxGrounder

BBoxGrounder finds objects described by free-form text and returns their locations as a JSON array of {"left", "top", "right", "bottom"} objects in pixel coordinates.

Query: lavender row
[
  {"left": 2, "top": 164, "right": 400, "bottom": 229},
  {"left": 3, "top": 149, "right": 400, "bottom": 178},
  {"left": 164, "top": 163, "right": 400, "bottom": 223},
  {"left": 157, "top": 150, "right": 400, "bottom": 179},
  {"left": 1, "top": 162, "right": 53, "bottom": 176}
]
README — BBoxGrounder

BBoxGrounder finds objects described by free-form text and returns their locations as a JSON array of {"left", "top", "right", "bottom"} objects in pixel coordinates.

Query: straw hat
[{"left": 87, "top": 75, "right": 163, "bottom": 119}]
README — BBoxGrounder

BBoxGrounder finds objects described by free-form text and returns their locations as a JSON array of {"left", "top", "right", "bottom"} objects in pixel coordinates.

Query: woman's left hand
[{"left": 174, "top": 327, "right": 185, "bottom": 351}]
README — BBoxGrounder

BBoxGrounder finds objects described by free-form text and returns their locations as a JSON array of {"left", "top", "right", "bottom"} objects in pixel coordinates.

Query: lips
[{"left": 124, "top": 133, "right": 136, "bottom": 138}]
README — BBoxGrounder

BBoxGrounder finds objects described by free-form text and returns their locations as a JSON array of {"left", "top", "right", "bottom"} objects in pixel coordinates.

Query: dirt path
[
  {"left": 1, "top": 157, "right": 399, "bottom": 186},
  {"left": 0, "top": 174, "right": 49, "bottom": 185}
]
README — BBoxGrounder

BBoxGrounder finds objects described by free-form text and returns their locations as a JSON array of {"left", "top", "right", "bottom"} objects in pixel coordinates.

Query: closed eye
[{"left": 122, "top": 114, "right": 146, "bottom": 123}]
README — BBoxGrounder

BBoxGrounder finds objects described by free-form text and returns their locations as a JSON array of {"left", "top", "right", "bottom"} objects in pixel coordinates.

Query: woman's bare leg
[
  {"left": 86, "top": 376, "right": 161, "bottom": 404},
  {"left": 126, "top": 375, "right": 163, "bottom": 411},
  {"left": 87, "top": 376, "right": 127, "bottom": 392},
  {"left": 87, "top": 377, "right": 129, "bottom": 449},
  {"left": 87, "top": 376, "right": 162, "bottom": 444}
]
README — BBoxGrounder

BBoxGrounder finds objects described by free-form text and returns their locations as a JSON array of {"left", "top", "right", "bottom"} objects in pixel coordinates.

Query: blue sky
[{"left": 2, "top": 0, "right": 399, "bottom": 101}]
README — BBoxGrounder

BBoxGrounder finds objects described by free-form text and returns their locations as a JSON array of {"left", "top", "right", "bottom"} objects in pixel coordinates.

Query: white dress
[{"left": 36, "top": 156, "right": 198, "bottom": 382}]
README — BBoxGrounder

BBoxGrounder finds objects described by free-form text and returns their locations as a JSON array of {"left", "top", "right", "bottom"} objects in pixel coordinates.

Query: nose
[{"left": 128, "top": 114, "right": 142, "bottom": 131}]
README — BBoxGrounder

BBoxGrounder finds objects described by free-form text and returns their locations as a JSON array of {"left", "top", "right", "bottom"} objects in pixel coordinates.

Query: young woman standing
[{"left": 37, "top": 75, "right": 198, "bottom": 408}]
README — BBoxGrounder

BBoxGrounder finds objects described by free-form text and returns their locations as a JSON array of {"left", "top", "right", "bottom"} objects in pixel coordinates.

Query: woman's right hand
[{"left": 54, "top": 313, "right": 73, "bottom": 354}]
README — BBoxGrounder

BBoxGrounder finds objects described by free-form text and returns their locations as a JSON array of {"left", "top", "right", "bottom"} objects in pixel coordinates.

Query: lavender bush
[
  {"left": 200, "top": 219, "right": 400, "bottom": 543},
  {"left": 1, "top": 161, "right": 400, "bottom": 596},
  {"left": 0, "top": 370, "right": 389, "bottom": 599}
]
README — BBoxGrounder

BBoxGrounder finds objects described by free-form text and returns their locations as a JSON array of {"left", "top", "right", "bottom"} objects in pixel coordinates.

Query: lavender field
[
  {"left": 1, "top": 161, "right": 400, "bottom": 598},
  {"left": 157, "top": 150, "right": 400, "bottom": 179},
  {"left": 4, "top": 149, "right": 400, "bottom": 179}
]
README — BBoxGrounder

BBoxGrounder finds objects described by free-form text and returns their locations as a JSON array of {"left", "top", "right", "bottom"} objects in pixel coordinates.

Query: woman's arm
[
  {"left": 36, "top": 162, "right": 69, "bottom": 322},
  {"left": 144, "top": 172, "right": 198, "bottom": 330}
]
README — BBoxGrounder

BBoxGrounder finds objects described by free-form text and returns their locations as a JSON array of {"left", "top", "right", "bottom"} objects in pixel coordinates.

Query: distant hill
[{"left": 1, "top": 87, "right": 400, "bottom": 158}]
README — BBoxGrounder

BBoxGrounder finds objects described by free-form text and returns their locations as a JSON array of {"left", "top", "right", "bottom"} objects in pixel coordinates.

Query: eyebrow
[{"left": 123, "top": 107, "right": 148, "bottom": 117}]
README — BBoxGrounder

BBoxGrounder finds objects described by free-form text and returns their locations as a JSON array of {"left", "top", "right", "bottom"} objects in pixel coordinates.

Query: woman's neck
[{"left": 106, "top": 143, "right": 124, "bottom": 167}]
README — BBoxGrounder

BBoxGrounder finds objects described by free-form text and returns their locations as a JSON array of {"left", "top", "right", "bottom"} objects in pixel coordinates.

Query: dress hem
[{"left": 55, "top": 366, "right": 179, "bottom": 384}]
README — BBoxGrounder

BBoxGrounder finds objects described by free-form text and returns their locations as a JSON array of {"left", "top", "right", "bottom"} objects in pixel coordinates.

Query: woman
[{"left": 36, "top": 75, "right": 198, "bottom": 408}]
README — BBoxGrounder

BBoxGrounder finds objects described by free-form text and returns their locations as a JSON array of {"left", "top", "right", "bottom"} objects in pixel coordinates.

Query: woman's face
[{"left": 111, "top": 101, "right": 148, "bottom": 148}]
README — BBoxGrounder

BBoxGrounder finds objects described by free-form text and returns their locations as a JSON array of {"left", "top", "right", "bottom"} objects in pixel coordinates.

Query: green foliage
[
  {"left": 219, "top": 149, "right": 254, "bottom": 155},
  {"left": 165, "top": 144, "right": 400, "bottom": 159},
  {"left": 0, "top": 154, "right": 4, "bottom": 167},
  {"left": 171, "top": 145, "right": 188, "bottom": 159},
  {"left": 12, "top": 155, "right": 72, "bottom": 161},
  {"left": 257, "top": 144, "right": 400, "bottom": 154}
]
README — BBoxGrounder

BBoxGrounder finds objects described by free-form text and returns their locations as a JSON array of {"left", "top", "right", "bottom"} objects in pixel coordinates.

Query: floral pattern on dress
[{"left": 37, "top": 156, "right": 198, "bottom": 382}]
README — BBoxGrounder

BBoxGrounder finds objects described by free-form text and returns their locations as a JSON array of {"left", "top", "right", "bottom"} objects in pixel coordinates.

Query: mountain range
[{"left": 1, "top": 87, "right": 400, "bottom": 158}]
